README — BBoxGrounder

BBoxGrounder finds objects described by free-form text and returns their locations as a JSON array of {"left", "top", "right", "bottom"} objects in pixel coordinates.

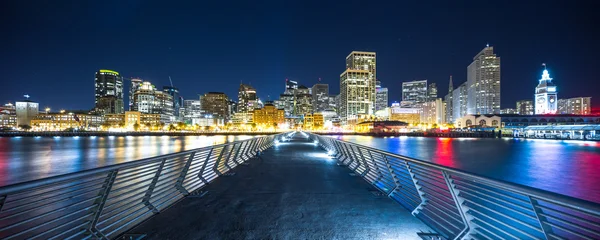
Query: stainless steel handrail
[
  {"left": 0, "top": 134, "right": 281, "bottom": 239},
  {"left": 309, "top": 133, "right": 600, "bottom": 240}
]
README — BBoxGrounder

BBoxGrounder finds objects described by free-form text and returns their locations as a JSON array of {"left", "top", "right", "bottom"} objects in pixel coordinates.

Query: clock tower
[{"left": 534, "top": 65, "right": 557, "bottom": 114}]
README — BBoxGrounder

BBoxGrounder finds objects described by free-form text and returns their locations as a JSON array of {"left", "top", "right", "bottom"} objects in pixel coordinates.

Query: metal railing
[
  {"left": 0, "top": 134, "right": 280, "bottom": 239},
  {"left": 309, "top": 133, "right": 600, "bottom": 240}
]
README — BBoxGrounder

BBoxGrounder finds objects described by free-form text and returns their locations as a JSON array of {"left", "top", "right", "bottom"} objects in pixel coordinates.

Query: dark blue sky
[{"left": 1, "top": 1, "right": 598, "bottom": 110}]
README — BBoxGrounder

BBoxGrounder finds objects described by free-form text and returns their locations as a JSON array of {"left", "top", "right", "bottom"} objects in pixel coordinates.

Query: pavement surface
[{"left": 128, "top": 132, "right": 432, "bottom": 239}]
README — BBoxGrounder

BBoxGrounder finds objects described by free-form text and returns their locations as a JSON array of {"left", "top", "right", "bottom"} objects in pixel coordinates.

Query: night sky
[{"left": 1, "top": 1, "right": 598, "bottom": 111}]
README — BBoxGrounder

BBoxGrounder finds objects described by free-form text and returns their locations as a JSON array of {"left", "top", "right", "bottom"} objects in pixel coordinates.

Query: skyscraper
[
  {"left": 516, "top": 100, "right": 534, "bottom": 115},
  {"left": 534, "top": 67, "right": 558, "bottom": 114},
  {"left": 428, "top": 83, "right": 438, "bottom": 101},
  {"left": 201, "top": 92, "right": 229, "bottom": 119},
  {"left": 95, "top": 69, "right": 124, "bottom": 114},
  {"left": 131, "top": 81, "right": 174, "bottom": 123},
  {"left": 312, "top": 83, "right": 329, "bottom": 113},
  {"left": 452, "top": 82, "right": 468, "bottom": 122},
  {"left": 557, "top": 97, "right": 591, "bottom": 115},
  {"left": 295, "top": 85, "right": 312, "bottom": 116},
  {"left": 375, "top": 81, "right": 388, "bottom": 112},
  {"left": 340, "top": 51, "right": 376, "bottom": 122},
  {"left": 444, "top": 76, "right": 454, "bottom": 124},
  {"left": 129, "top": 78, "right": 143, "bottom": 111},
  {"left": 238, "top": 84, "right": 257, "bottom": 113},
  {"left": 402, "top": 80, "right": 428, "bottom": 107},
  {"left": 467, "top": 45, "right": 501, "bottom": 114},
  {"left": 163, "top": 86, "right": 183, "bottom": 120}
]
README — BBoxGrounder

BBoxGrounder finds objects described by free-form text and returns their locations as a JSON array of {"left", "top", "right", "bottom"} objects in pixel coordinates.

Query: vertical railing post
[
  {"left": 529, "top": 197, "right": 552, "bottom": 240},
  {"left": 175, "top": 152, "right": 196, "bottom": 195},
  {"left": 232, "top": 142, "right": 243, "bottom": 165},
  {"left": 198, "top": 148, "right": 214, "bottom": 184},
  {"left": 442, "top": 170, "right": 473, "bottom": 239},
  {"left": 366, "top": 150, "right": 383, "bottom": 181},
  {"left": 349, "top": 145, "right": 361, "bottom": 172},
  {"left": 382, "top": 155, "right": 402, "bottom": 196},
  {"left": 223, "top": 144, "right": 236, "bottom": 171},
  {"left": 342, "top": 143, "right": 355, "bottom": 167},
  {"left": 213, "top": 146, "right": 226, "bottom": 176},
  {"left": 243, "top": 139, "right": 255, "bottom": 159},
  {"left": 332, "top": 140, "right": 345, "bottom": 160},
  {"left": 239, "top": 139, "right": 251, "bottom": 161},
  {"left": 87, "top": 170, "right": 118, "bottom": 239},
  {"left": 143, "top": 159, "right": 166, "bottom": 214},
  {"left": 405, "top": 161, "right": 427, "bottom": 215},
  {"left": 356, "top": 147, "right": 370, "bottom": 177}
]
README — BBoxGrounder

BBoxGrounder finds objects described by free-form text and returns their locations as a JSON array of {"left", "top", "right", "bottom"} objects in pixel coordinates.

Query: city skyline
[{"left": 2, "top": 1, "right": 599, "bottom": 111}]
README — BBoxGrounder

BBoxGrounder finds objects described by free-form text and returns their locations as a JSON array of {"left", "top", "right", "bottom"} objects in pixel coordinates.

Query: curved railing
[
  {"left": 309, "top": 133, "right": 600, "bottom": 240},
  {"left": 0, "top": 134, "right": 280, "bottom": 239}
]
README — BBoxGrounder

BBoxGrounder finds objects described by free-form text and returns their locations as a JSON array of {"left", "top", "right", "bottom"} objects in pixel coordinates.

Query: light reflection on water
[
  {"left": 336, "top": 135, "right": 600, "bottom": 203},
  {"left": 0, "top": 135, "right": 254, "bottom": 187}
]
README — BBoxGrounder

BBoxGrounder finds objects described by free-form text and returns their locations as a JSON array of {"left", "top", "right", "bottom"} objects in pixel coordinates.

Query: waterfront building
[
  {"left": 253, "top": 103, "right": 284, "bottom": 127},
  {"left": 312, "top": 83, "right": 330, "bottom": 113},
  {"left": 558, "top": 97, "right": 592, "bottom": 115},
  {"left": 163, "top": 86, "right": 183, "bottom": 121},
  {"left": 455, "top": 114, "right": 502, "bottom": 128},
  {"left": 131, "top": 81, "right": 174, "bottom": 123},
  {"left": 182, "top": 99, "right": 202, "bottom": 124},
  {"left": 460, "top": 114, "right": 600, "bottom": 128},
  {"left": 200, "top": 92, "right": 229, "bottom": 120},
  {"left": 340, "top": 51, "right": 376, "bottom": 122},
  {"left": 452, "top": 82, "right": 468, "bottom": 121},
  {"left": 16, "top": 98, "right": 39, "bottom": 127},
  {"left": 95, "top": 69, "right": 124, "bottom": 114},
  {"left": 389, "top": 103, "right": 420, "bottom": 124},
  {"left": 238, "top": 84, "right": 258, "bottom": 114},
  {"left": 154, "top": 90, "right": 174, "bottom": 123},
  {"left": 467, "top": 45, "right": 501, "bottom": 115},
  {"left": 420, "top": 98, "right": 445, "bottom": 125},
  {"left": 402, "top": 80, "right": 428, "bottom": 107},
  {"left": 375, "top": 81, "right": 389, "bottom": 112},
  {"left": 534, "top": 67, "right": 558, "bottom": 114},
  {"left": 428, "top": 83, "right": 438, "bottom": 101},
  {"left": 516, "top": 100, "right": 534, "bottom": 115},
  {"left": 0, "top": 103, "right": 17, "bottom": 128},
  {"left": 31, "top": 112, "right": 104, "bottom": 131},
  {"left": 445, "top": 76, "right": 454, "bottom": 124},
  {"left": 231, "top": 112, "right": 254, "bottom": 125},
  {"left": 103, "top": 111, "right": 160, "bottom": 130},
  {"left": 355, "top": 121, "right": 408, "bottom": 133},
  {"left": 303, "top": 113, "right": 324, "bottom": 130},
  {"left": 129, "top": 78, "right": 143, "bottom": 111}
]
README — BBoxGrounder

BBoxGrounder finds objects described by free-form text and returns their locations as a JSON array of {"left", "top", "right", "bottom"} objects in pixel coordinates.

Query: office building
[
  {"left": 516, "top": 100, "right": 534, "bottom": 115},
  {"left": 95, "top": 69, "right": 124, "bottom": 114},
  {"left": 295, "top": 85, "right": 312, "bottom": 116},
  {"left": 163, "top": 86, "right": 183, "bottom": 120},
  {"left": 129, "top": 78, "right": 143, "bottom": 110},
  {"left": 402, "top": 80, "right": 428, "bottom": 107},
  {"left": 201, "top": 92, "right": 229, "bottom": 120},
  {"left": 500, "top": 108, "right": 517, "bottom": 114},
  {"left": 445, "top": 76, "right": 454, "bottom": 124},
  {"left": 452, "top": 82, "right": 468, "bottom": 122},
  {"left": 389, "top": 102, "right": 420, "bottom": 124},
  {"left": 0, "top": 103, "right": 17, "bottom": 128},
  {"left": 16, "top": 98, "right": 39, "bottom": 126},
  {"left": 303, "top": 113, "right": 324, "bottom": 130},
  {"left": 182, "top": 99, "right": 202, "bottom": 123},
  {"left": 467, "top": 45, "right": 501, "bottom": 114},
  {"left": 340, "top": 51, "right": 376, "bottom": 122},
  {"left": 253, "top": 103, "right": 285, "bottom": 127},
  {"left": 312, "top": 83, "right": 330, "bottom": 113},
  {"left": 238, "top": 84, "right": 258, "bottom": 113},
  {"left": 558, "top": 97, "right": 592, "bottom": 115},
  {"left": 534, "top": 67, "right": 558, "bottom": 114},
  {"left": 420, "top": 98, "right": 445, "bottom": 125},
  {"left": 428, "top": 83, "right": 438, "bottom": 101},
  {"left": 375, "top": 81, "right": 389, "bottom": 112}
]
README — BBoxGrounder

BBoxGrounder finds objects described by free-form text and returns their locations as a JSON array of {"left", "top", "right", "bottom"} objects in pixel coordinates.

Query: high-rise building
[
  {"left": 516, "top": 100, "right": 534, "bottom": 115},
  {"left": 201, "top": 92, "right": 229, "bottom": 119},
  {"left": 452, "top": 82, "right": 468, "bottom": 122},
  {"left": 558, "top": 97, "right": 592, "bottom": 115},
  {"left": 420, "top": 98, "right": 445, "bottom": 125},
  {"left": 534, "top": 67, "right": 558, "bottom": 114},
  {"left": 131, "top": 81, "right": 174, "bottom": 123},
  {"left": 340, "top": 51, "right": 376, "bottom": 122},
  {"left": 95, "top": 69, "right": 124, "bottom": 114},
  {"left": 163, "top": 86, "right": 183, "bottom": 120},
  {"left": 238, "top": 84, "right": 258, "bottom": 113},
  {"left": 182, "top": 99, "right": 202, "bottom": 123},
  {"left": 295, "top": 85, "right": 312, "bottom": 116},
  {"left": 129, "top": 78, "right": 143, "bottom": 111},
  {"left": 375, "top": 81, "right": 389, "bottom": 112},
  {"left": 16, "top": 98, "right": 39, "bottom": 127},
  {"left": 428, "top": 83, "right": 438, "bottom": 101},
  {"left": 227, "top": 99, "right": 237, "bottom": 118},
  {"left": 467, "top": 45, "right": 501, "bottom": 114},
  {"left": 253, "top": 103, "right": 285, "bottom": 127},
  {"left": 445, "top": 76, "right": 454, "bottom": 124},
  {"left": 286, "top": 79, "right": 298, "bottom": 91},
  {"left": 402, "top": 80, "right": 428, "bottom": 107},
  {"left": 312, "top": 83, "right": 329, "bottom": 113}
]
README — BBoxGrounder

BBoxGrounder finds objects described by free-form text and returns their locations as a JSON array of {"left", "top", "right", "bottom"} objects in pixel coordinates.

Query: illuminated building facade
[
  {"left": 312, "top": 83, "right": 330, "bottom": 113},
  {"left": 389, "top": 103, "right": 420, "bottom": 124},
  {"left": 16, "top": 99, "right": 39, "bottom": 126},
  {"left": 131, "top": 81, "right": 174, "bottom": 123},
  {"left": 428, "top": 83, "right": 438, "bottom": 101},
  {"left": 295, "top": 85, "right": 312, "bottom": 116},
  {"left": 375, "top": 81, "right": 388, "bottom": 112},
  {"left": 420, "top": 98, "right": 445, "bottom": 125},
  {"left": 95, "top": 69, "right": 124, "bottom": 114},
  {"left": 31, "top": 112, "right": 104, "bottom": 130},
  {"left": 534, "top": 68, "right": 558, "bottom": 114},
  {"left": 558, "top": 97, "right": 592, "bottom": 115},
  {"left": 467, "top": 45, "right": 501, "bottom": 114},
  {"left": 129, "top": 78, "right": 143, "bottom": 110},
  {"left": 163, "top": 86, "right": 183, "bottom": 120},
  {"left": 253, "top": 104, "right": 284, "bottom": 127},
  {"left": 445, "top": 76, "right": 454, "bottom": 123},
  {"left": 182, "top": 99, "right": 202, "bottom": 123},
  {"left": 340, "top": 51, "right": 376, "bottom": 122},
  {"left": 238, "top": 84, "right": 258, "bottom": 113},
  {"left": 402, "top": 80, "right": 428, "bottom": 107},
  {"left": 303, "top": 113, "right": 324, "bottom": 130},
  {"left": 200, "top": 92, "right": 229, "bottom": 120},
  {"left": 516, "top": 100, "right": 534, "bottom": 115},
  {"left": 0, "top": 103, "right": 17, "bottom": 128},
  {"left": 452, "top": 82, "right": 468, "bottom": 121}
]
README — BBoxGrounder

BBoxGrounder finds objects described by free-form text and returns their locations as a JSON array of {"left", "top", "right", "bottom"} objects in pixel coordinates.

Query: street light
[{"left": 45, "top": 107, "right": 50, "bottom": 114}]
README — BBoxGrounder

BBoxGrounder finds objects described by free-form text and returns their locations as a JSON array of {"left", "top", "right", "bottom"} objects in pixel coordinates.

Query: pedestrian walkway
[{"left": 128, "top": 132, "right": 431, "bottom": 239}]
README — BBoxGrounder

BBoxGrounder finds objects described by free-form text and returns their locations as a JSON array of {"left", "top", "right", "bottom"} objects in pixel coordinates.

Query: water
[
  {"left": 1, "top": 135, "right": 599, "bottom": 203},
  {"left": 336, "top": 135, "right": 600, "bottom": 203},
  {"left": 0, "top": 135, "right": 254, "bottom": 186}
]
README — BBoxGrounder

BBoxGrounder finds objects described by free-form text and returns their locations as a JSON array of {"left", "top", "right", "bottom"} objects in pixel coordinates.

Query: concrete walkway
[{"left": 128, "top": 132, "right": 431, "bottom": 239}]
